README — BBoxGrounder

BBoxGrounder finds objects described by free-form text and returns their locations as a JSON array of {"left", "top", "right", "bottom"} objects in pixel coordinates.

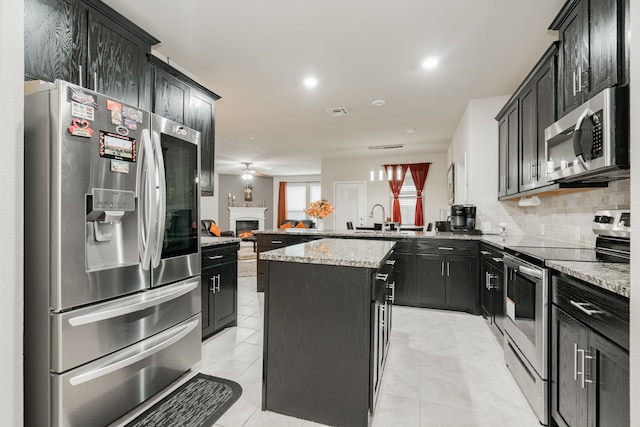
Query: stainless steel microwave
[{"left": 544, "top": 86, "right": 629, "bottom": 183}]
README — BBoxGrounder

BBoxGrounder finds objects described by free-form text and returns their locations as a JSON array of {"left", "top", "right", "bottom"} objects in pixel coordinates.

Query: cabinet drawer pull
[
  {"left": 480, "top": 251, "right": 491, "bottom": 255},
  {"left": 376, "top": 273, "right": 389, "bottom": 281},
  {"left": 271, "top": 240, "right": 282, "bottom": 244},
  {"left": 207, "top": 255, "right": 224, "bottom": 260},
  {"left": 492, "top": 257, "right": 503, "bottom": 263},
  {"left": 570, "top": 300, "right": 603, "bottom": 316},
  {"left": 385, "top": 260, "right": 396, "bottom": 265},
  {"left": 438, "top": 247, "right": 454, "bottom": 251}
]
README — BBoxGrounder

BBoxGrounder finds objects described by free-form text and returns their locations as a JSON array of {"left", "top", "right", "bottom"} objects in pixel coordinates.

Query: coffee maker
[{"left": 450, "top": 204, "right": 478, "bottom": 233}]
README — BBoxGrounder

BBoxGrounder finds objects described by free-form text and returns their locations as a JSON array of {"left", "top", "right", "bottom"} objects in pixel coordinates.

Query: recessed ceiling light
[
  {"left": 421, "top": 57, "right": 439, "bottom": 70},
  {"left": 406, "top": 128, "right": 415, "bottom": 134},
  {"left": 303, "top": 76, "right": 318, "bottom": 88},
  {"left": 371, "top": 99, "right": 386, "bottom": 107}
]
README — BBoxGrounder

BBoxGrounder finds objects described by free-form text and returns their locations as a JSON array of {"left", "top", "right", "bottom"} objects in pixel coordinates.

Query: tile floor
[{"left": 195, "top": 276, "right": 541, "bottom": 427}]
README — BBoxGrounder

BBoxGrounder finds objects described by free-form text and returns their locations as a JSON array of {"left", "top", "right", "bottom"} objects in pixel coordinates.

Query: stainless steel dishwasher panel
[
  {"left": 51, "top": 314, "right": 201, "bottom": 427},
  {"left": 51, "top": 278, "right": 201, "bottom": 373}
]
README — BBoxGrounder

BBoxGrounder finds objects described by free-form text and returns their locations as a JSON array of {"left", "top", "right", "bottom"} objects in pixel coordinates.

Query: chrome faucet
[{"left": 369, "top": 204, "right": 386, "bottom": 231}]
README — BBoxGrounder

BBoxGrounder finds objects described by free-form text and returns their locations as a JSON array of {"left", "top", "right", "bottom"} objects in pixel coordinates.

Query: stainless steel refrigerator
[{"left": 24, "top": 80, "right": 202, "bottom": 427}]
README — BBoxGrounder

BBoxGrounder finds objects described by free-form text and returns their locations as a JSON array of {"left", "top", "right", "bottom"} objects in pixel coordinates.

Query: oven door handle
[{"left": 518, "top": 265, "right": 543, "bottom": 280}]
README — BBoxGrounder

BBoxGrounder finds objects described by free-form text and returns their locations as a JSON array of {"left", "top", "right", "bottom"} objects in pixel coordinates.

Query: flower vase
[{"left": 315, "top": 218, "right": 324, "bottom": 231}]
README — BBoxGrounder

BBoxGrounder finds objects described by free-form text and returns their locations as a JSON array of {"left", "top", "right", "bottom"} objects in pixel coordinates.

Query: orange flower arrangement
[{"left": 304, "top": 198, "right": 336, "bottom": 219}]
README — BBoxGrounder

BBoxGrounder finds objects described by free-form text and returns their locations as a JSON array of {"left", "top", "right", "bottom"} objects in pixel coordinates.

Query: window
[
  {"left": 392, "top": 173, "right": 417, "bottom": 225},
  {"left": 286, "top": 182, "right": 321, "bottom": 220}
]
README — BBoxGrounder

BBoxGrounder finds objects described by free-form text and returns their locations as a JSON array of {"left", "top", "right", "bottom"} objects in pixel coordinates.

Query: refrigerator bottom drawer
[{"left": 52, "top": 314, "right": 201, "bottom": 427}]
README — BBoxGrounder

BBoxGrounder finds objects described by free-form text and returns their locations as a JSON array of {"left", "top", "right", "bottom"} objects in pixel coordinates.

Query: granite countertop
[
  {"left": 201, "top": 236, "right": 241, "bottom": 247},
  {"left": 253, "top": 228, "right": 483, "bottom": 240},
  {"left": 546, "top": 260, "right": 630, "bottom": 298},
  {"left": 259, "top": 238, "right": 396, "bottom": 268},
  {"left": 254, "top": 229, "right": 630, "bottom": 297}
]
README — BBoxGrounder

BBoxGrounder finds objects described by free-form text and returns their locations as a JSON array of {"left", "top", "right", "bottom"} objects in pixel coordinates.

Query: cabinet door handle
[
  {"left": 447, "top": 262, "right": 450, "bottom": 277},
  {"left": 577, "top": 66, "right": 583, "bottom": 92},
  {"left": 215, "top": 274, "right": 221, "bottom": 292},
  {"left": 441, "top": 262, "right": 445, "bottom": 276},
  {"left": 386, "top": 281, "right": 395, "bottom": 303},
  {"left": 572, "top": 71, "right": 577, "bottom": 96},
  {"left": 271, "top": 240, "right": 282, "bottom": 244},
  {"left": 93, "top": 71, "right": 98, "bottom": 91},
  {"left": 209, "top": 276, "right": 216, "bottom": 293},
  {"left": 570, "top": 300, "right": 603, "bottom": 316},
  {"left": 207, "top": 255, "right": 224, "bottom": 260},
  {"left": 438, "top": 247, "right": 454, "bottom": 251},
  {"left": 573, "top": 343, "right": 579, "bottom": 381},
  {"left": 78, "top": 65, "right": 83, "bottom": 87},
  {"left": 576, "top": 348, "right": 594, "bottom": 388}
]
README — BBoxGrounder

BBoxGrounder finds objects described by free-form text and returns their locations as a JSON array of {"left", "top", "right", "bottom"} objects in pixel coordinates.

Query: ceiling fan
[{"left": 241, "top": 162, "right": 269, "bottom": 179}]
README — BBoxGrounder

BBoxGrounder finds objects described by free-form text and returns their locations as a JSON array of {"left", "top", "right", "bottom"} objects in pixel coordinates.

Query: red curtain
[
  {"left": 277, "top": 182, "right": 287, "bottom": 226},
  {"left": 384, "top": 164, "right": 409, "bottom": 223},
  {"left": 409, "top": 163, "right": 431, "bottom": 226}
]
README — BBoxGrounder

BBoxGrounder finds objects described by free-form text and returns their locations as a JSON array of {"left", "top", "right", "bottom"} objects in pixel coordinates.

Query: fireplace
[
  {"left": 228, "top": 207, "right": 268, "bottom": 235},
  {"left": 236, "top": 220, "right": 259, "bottom": 237}
]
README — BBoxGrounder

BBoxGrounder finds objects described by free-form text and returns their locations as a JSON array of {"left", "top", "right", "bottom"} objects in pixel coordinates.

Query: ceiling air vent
[
  {"left": 368, "top": 144, "right": 404, "bottom": 150},
  {"left": 326, "top": 107, "right": 350, "bottom": 117}
]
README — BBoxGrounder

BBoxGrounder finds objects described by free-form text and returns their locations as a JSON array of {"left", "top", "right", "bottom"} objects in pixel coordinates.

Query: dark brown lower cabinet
[
  {"left": 201, "top": 242, "right": 239, "bottom": 340},
  {"left": 414, "top": 240, "right": 479, "bottom": 314},
  {"left": 551, "top": 273, "right": 629, "bottom": 427},
  {"left": 262, "top": 255, "right": 393, "bottom": 427}
]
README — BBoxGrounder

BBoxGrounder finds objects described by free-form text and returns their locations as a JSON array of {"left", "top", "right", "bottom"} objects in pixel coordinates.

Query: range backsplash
[{"left": 474, "top": 179, "right": 630, "bottom": 247}]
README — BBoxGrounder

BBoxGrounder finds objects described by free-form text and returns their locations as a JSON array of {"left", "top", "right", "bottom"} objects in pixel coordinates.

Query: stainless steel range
[
  {"left": 502, "top": 211, "right": 630, "bottom": 426},
  {"left": 503, "top": 244, "right": 597, "bottom": 426}
]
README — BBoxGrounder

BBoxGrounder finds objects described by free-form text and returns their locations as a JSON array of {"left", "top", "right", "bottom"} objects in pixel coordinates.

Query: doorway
[{"left": 333, "top": 181, "right": 367, "bottom": 230}]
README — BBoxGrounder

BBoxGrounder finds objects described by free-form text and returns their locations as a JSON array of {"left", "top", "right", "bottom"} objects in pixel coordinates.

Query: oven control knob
[{"left": 594, "top": 215, "right": 613, "bottom": 224}]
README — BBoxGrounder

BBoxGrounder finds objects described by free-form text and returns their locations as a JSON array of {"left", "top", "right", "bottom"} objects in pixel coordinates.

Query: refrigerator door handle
[
  {"left": 68, "top": 316, "right": 199, "bottom": 386},
  {"left": 137, "top": 129, "right": 156, "bottom": 270},
  {"left": 67, "top": 279, "right": 199, "bottom": 326},
  {"left": 151, "top": 130, "right": 167, "bottom": 269}
]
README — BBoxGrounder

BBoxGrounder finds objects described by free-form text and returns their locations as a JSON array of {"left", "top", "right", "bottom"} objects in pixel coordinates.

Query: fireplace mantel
[{"left": 228, "top": 207, "right": 268, "bottom": 232}]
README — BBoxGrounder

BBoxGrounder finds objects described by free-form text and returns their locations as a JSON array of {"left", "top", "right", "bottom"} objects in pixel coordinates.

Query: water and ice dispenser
[{"left": 85, "top": 188, "right": 138, "bottom": 272}]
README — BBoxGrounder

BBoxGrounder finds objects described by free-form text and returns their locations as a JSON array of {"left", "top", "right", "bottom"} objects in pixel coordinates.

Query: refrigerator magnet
[
  {"left": 71, "top": 102, "right": 95, "bottom": 121},
  {"left": 110, "top": 160, "right": 129, "bottom": 174},
  {"left": 67, "top": 86, "right": 97, "bottom": 108},
  {"left": 99, "top": 131, "right": 137, "bottom": 162},
  {"left": 116, "top": 125, "right": 129, "bottom": 136},
  {"left": 68, "top": 119, "right": 94, "bottom": 138}
]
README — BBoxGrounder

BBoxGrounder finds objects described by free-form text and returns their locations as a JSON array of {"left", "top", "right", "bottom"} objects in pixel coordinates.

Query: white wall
[
  {"left": 448, "top": 96, "right": 510, "bottom": 204},
  {"left": 321, "top": 153, "right": 448, "bottom": 228},
  {"left": 200, "top": 172, "right": 219, "bottom": 222},
  {"left": 629, "top": 1, "right": 639, "bottom": 424},
  {"left": 0, "top": 0, "right": 24, "bottom": 424}
]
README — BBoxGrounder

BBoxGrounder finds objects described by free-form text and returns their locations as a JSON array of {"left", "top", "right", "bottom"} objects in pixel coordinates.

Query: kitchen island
[{"left": 260, "top": 238, "right": 395, "bottom": 427}]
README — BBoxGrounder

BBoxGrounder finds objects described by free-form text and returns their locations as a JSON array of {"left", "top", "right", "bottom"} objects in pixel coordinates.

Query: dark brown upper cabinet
[
  {"left": 24, "top": 0, "right": 159, "bottom": 109},
  {"left": 550, "top": 0, "right": 628, "bottom": 118},
  {"left": 149, "top": 55, "right": 221, "bottom": 196},
  {"left": 496, "top": 43, "right": 558, "bottom": 199}
]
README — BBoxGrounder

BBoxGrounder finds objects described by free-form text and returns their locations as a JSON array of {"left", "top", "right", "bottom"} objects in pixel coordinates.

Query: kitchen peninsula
[{"left": 260, "top": 238, "right": 395, "bottom": 427}]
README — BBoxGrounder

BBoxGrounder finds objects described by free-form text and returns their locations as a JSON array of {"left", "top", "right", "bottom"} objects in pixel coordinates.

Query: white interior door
[{"left": 333, "top": 181, "right": 366, "bottom": 230}]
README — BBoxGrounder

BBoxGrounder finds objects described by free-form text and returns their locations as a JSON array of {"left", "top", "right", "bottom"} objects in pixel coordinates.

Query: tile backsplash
[{"left": 475, "top": 179, "right": 630, "bottom": 246}]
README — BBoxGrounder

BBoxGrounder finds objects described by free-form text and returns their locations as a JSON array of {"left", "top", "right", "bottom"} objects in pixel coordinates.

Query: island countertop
[{"left": 259, "top": 238, "right": 395, "bottom": 268}]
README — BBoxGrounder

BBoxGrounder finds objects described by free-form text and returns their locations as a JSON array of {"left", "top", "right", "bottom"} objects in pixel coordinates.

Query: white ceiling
[{"left": 103, "top": 0, "right": 564, "bottom": 176}]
